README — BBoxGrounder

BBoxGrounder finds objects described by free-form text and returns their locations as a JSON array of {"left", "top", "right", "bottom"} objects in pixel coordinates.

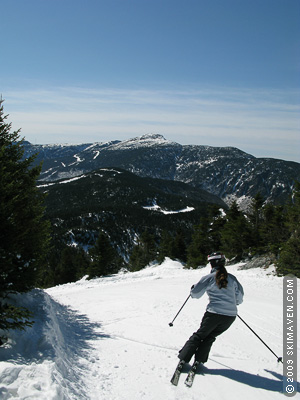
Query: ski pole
[
  {"left": 238, "top": 315, "right": 283, "bottom": 363},
  {"left": 169, "top": 295, "right": 191, "bottom": 327}
]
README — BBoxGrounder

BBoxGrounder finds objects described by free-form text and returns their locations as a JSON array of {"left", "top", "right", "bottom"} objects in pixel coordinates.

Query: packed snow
[{"left": 0, "top": 259, "right": 299, "bottom": 399}]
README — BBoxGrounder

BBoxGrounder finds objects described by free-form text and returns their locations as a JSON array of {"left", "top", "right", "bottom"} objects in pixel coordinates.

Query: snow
[
  {"left": 160, "top": 206, "right": 194, "bottom": 215},
  {"left": 38, "top": 175, "right": 86, "bottom": 187},
  {"left": 224, "top": 194, "right": 253, "bottom": 211},
  {"left": 99, "top": 168, "right": 122, "bottom": 174},
  {"left": 109, "top": 134, "right": 171, "bottom": 151},
  {"left": 73, "top": 155, "right": 84, "bottom": 163},
  {"left": 58, "top": 176, "right": 85, "bottom": 185},
  {"left": 0, "top": 259, "right": 299, "bottom": 399},
  {"left": 37, "top": 182, "right": 56, "bottom": 188},
  {"left": 143, "top": 202, "right": 195, "bottom": 214}
]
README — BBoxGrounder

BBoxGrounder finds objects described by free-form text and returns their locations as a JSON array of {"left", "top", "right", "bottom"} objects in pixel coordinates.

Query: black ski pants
[{"left": 178, "top": 311, "right": 236, "bottom": 364}]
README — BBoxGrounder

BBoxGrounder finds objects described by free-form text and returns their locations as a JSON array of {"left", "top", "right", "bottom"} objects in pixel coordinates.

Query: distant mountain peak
[
  {"left": 111, "top": 133, "right": 170, "bottom": 150},
  {"left": 140, "top": 133, "right": 167, "bottom": 141}
]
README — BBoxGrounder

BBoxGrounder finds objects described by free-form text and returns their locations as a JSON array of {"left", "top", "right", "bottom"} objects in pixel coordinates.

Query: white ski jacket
[{"left": 190, "top": 268, "right": 244, "bottom": 317}]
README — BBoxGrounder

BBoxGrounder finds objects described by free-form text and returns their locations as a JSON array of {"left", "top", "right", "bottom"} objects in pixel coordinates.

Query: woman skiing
[{"left": 176, "top": 252, "right": 244, "bottom": 374}]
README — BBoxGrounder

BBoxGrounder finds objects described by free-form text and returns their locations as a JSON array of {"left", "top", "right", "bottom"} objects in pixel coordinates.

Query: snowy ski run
[{"left": 0, "top": 258, "right": 299, "bottom": 399}]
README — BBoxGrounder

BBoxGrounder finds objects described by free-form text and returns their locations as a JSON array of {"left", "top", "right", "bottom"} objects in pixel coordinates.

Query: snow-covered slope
[{"left": 0, "top": 259, "right": 299, "bottom": 399}]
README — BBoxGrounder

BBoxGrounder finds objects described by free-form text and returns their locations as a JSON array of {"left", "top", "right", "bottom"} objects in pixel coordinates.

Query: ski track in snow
[{"left": 0, "top": 259, "right": 299, "bottom": 399}]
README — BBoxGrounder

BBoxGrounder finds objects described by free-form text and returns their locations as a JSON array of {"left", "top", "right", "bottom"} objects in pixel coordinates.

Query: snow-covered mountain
[
  {"left": 23, "top": 134, "right": 300, "bottom": 206},
  {"left": 0, "top": 259, "right": 297, "bottom": 399}
]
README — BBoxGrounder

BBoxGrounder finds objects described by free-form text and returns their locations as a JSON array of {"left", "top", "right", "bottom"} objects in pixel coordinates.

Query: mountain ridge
[{"left": 23, "top": 134, "right": 300, "bottom": 206}]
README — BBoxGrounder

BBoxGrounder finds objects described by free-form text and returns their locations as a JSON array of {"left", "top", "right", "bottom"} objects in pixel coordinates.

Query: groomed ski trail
[
  {"left": 1, "top": 259, "right": 297, "bottom": 399},
  {"left": 45, "top": 259, "right": 293, "bottom": 400}
]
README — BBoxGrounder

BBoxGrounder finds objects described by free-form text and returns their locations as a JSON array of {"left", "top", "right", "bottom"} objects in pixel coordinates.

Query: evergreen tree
[
  {"left": 260, "top": 203, "right": 287, "bottom": 254},
  {"left": 276, "top": 182, "right": 300, "bottom": 277},
  {"left": 57, "top": 246, "right": 90, "bottom": 284},
  {"left": 221, "top": 201, "right": 251, "bottom": 260},
  {"left": 39, "top": 244, "right": 62, "bottom": 287},
  {"left": 157, "top": 230, "right": 173, "bottom": 263},
  {"left": 170, "top": 228, "right": 187, "bottom": 263},
  {"left": 187, "top": 216, "right": 211, "bottom": 268},
  {"left": 129, "top": 230, "right": 157, "bottom": 271},
  {"left": 207, "top": 205, "right": 226, "bottom": 251},
  {"left": 276, "top": 237, "right": 300, "bottom": 277},
  {"left": 75, "top": 246, "right": 91, "bottom": 279},
  {"left": 286, "top": 181, "right": 300, "bottom": 238},
  {"left": 0, "top": 302, "right": 34, "bottom": 336},
  {"left": 129, "top": 244, "right": 145, "bottom": 272},
  {"left": 250, "top": 193, "right": 265, "bottom": 229},
  {"left": 0, "top": 100, "right": 50, "bottom": 336},
  {"left": 88, "top": 232, "right": 121, "bottom": 278},
  {"left": 248, "top": 193, "right": 265, "bottom": 252}
]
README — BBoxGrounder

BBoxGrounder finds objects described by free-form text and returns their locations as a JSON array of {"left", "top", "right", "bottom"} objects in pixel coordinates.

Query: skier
[{"left": 176, "top": 252, "right": 244, "bottom": 376}]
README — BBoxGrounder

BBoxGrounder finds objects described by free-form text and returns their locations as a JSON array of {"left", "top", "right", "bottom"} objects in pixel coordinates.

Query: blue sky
[{"left": 1, "top": 0, "right": 300, "bottom": 162}]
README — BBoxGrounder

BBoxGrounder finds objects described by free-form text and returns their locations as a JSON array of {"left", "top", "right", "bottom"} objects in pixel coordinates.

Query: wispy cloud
[{"left": 3, "top": 85, "right": 300, "bottom": 162}]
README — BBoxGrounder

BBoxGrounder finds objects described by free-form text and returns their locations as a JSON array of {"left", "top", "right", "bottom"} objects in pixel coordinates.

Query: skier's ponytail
[
  {"left": 215, "top": 266, "right": 228, "bottom": 289},
  {"left": 208, "top": 252, "right": 228, "bottom": 289}
]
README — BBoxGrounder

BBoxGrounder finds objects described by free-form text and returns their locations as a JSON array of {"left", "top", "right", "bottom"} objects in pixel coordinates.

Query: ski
[
  {"left": 170, "top": 360, "right": 185, "bottom": 386},
  {"left": 184, "top": 361, "right": 200, "bottom": 387}
]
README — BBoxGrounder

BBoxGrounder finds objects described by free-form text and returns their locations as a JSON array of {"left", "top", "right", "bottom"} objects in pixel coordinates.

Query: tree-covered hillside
[
  {"left": 38, "top": 168, "right": 226, "bottom": 284},
  {"left": 38, "top": 167, "right": 300, "bottom": 284}
]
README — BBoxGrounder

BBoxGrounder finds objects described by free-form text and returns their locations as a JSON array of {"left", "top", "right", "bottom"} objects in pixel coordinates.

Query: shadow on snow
[
  {"left": 198, "top": 360, "right": 300, "bottom": 394},
  {"left": 0, "top": 289, "right": 110, "bottom": 365}
]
